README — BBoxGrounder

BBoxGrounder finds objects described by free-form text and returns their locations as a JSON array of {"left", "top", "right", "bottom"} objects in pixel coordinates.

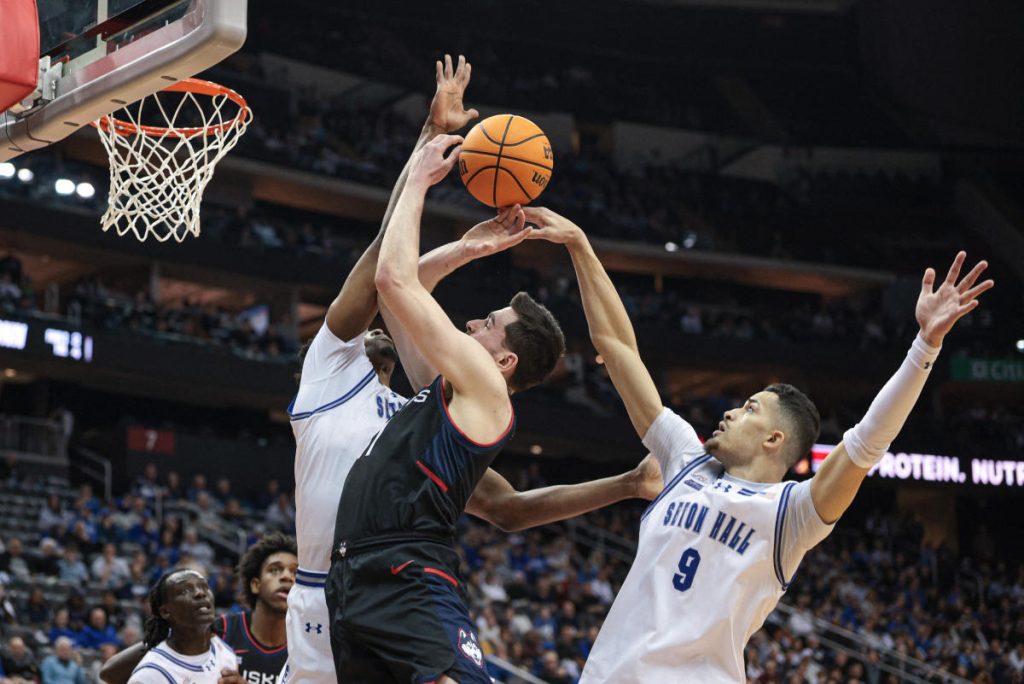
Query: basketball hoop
[{"left": 93, "top": 78, "right": 252, "bottom": 243}]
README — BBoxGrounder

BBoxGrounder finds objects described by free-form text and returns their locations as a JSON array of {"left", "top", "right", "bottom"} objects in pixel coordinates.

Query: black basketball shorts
[{"left": 325, "top": 540, "right": 491, "bottom": 684}]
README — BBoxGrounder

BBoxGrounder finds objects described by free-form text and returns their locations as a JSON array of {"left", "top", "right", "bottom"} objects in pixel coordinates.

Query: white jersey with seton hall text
[
  {"left": 283, "top": 322, "right": 404, "bottom": 684},
  {"left": 580, "top": 408, "right": 835, "bottom": 684},
  {"left": 127, "top": 637, "right": 236, "bottom": 684}
]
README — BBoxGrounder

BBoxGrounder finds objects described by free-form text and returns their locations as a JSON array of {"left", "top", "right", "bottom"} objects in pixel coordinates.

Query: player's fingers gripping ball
[{"left": 458, "top": 114, "right": 554, "bottom": 208}]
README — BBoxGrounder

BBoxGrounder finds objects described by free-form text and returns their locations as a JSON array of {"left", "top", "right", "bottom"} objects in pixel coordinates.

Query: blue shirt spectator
[
  {"left": 48, "top": 608, "right": 77, "bottom": 645},
  {"left": 57, "top": 548, "right": 89, "bottom": 584},
  {"left": 75, "top": 608, "right": 120, "bottom": 650},
  {"left": 40, "top": 637, "right": 86, "bottom": 684}
]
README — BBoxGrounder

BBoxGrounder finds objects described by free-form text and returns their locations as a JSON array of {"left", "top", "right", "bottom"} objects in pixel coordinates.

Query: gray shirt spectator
[{"left": 89, "top": 544, "right": 130, "bottom": 588}]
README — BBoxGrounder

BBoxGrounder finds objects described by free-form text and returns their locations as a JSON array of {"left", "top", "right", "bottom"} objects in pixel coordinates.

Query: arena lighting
[
  {"left": 810, "top": 444, "right": 1024, "bottom": 488},
  {"left": 1016, "top": 339, "right": 1024, "bottom": 353},
  {"left": 664, "top": 242, "right": 679, "bottom": 252},
  {"left": 54, "top": 178, "right": 76, "bottom": 195},
  {"left": 16, "top": 168, "right": 33, "bottom": 182},
  {"left": 682, "top": 232, "right": 697, "bottom": 249},
  {"left": 0, "top": 162, "right": 14, "bottom": 178},
  {"left": 530, "top": 444, "right": 543, "bottom": 455},
  {"left": 2, "top": 369, "right": 15, "bottom": 378},
  {"left": 76, "top": 182, "right": 96, "bottom": 199}
]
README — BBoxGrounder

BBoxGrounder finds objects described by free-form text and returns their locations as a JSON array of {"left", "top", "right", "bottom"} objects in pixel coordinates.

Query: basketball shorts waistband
[
  {"left": 333, "top": 532, "right": 454, "bottom": 560},
  {"left": 295, "top": 567, "right": 328, "bottom": 588}
]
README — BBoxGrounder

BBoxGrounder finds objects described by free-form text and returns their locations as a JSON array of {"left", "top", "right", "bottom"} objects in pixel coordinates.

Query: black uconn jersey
[
  {"left": 217, "top": 611, "right": 287, "bottom": 684},
  {"left": 333, "top": 374, "right": 515, "bottom": 548}
]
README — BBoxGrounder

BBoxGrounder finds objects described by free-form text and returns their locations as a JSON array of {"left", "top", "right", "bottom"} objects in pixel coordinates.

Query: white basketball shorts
[{"left": 280, "top": 568, "right": 335, "bottom": 684}]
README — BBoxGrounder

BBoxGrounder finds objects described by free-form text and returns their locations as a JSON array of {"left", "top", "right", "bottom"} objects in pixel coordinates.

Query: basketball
[{"left": 458, "top": 114, "right": 554, "bottom": 208}]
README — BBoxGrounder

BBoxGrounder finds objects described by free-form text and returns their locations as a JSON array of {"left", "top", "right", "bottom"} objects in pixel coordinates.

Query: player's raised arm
[
  {"left": 382, "top": 205, "right": 531, "bottom": 389},
  {"left": 325, "top": 54, "right": 479, "bottom": 341},
  {"left": 375, "top": 136, "right": 512, "bottom": 441},
  {"left": 524, "top": 207, "right": 664, "bottom": 438},
  {"left": 466, "top": 454, "right": 663, "bottom": 532},
  {"left": 811, "top": 252, "right": 993, "bottom": 524}
]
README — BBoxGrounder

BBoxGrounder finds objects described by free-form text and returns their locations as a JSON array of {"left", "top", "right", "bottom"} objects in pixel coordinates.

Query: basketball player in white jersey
[
  {"left": 282, "top": 57, "right": 660, "bottom": 684},
  {"left": 127, "top": 569, "right": 241, "bottom": 684},
  {"left": 522, "top": 207, "right": 993, "bottom": 683}
]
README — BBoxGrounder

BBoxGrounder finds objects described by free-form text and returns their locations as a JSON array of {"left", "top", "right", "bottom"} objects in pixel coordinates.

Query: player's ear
[
  {"left": 250, "top": 576, "right": 261, "bottom": 596},
  {"left": 764, "top": 429, "right": 785, "bottom": 454},
  {"left": 495, "top": 350, "right": 518, "bottom": 374}
]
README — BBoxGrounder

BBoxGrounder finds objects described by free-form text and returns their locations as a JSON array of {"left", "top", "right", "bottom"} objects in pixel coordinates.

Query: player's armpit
[
  {"left": 809, "top": 441, "right": 871, "bottom": 524},
  {"left": 98, "top": 642, "right": 145, "bottom": 684},
  {"left": 380, "top": 301, "right": 435, "bottom": 390}
]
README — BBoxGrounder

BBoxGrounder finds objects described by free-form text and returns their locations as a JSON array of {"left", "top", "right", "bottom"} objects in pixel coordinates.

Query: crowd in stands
[
  {"left": 0, "top": 451, "right": 1021, "bottom": 683},
  {"left": 0, "top": 462, "right": 296, "bottom": 683}
]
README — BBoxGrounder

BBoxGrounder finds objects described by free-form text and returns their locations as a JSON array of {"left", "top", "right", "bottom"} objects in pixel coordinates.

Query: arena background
[{"left": 0, "top": 0, "right": 1022, "bottom": 681}]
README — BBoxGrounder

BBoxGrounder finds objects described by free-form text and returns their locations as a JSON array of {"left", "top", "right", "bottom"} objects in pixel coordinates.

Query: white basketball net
[{"left": 94, "top": 82, "right": 252, "bottom": 242}]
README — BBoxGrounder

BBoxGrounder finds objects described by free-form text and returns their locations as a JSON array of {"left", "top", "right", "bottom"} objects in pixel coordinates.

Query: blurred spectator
[
  {"left": 179, "top": 528, "right": 215, "bottom": 570},
  {"left": 1, "top": 637, "right": 39, "bottom": 683},
  {"left": 132, "top": 463, "right": 161, "bottom": 504},
  {"left": 37, "top": 495, "right": 68, "bottom": 535},
  {"left": 47, "top": 609, "right": 76, "bottom": 645},
  {"left": 0, "top": 539, "right": 31, "bottom": 582},
  {"left": 164, "top": 471, "right": 184, "bottom": 501},
  {"left": 85, "top": 644, "right": 118, "bottom": 684},
  {"left": 90, "top": 544, "right": 130, "bottom": 589},
  {"left": 75, "top": 608, "right": 119, "bottom": 650},
  {"left": 265, "top": 493, "right": 296, "bottom": 534},
  {"left": 20, "top": 587, "right": 49, "bottom": 628},
  {"left": 56, "top": 548, "right": 88, "bottom": 585},
  {"left": 33, "top": 540, "right": 60, "bottom": 578},
  {"left": 39, "top": 637, "right": 85, "bottom": 684},
  {"left": 0, "top": 583, "right": 17, "bottom": 626}
]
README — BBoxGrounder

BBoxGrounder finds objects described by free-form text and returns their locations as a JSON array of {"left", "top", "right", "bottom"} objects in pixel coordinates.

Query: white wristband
[{"left": 845, "top": 334, "right": 940, "bottom": 469}]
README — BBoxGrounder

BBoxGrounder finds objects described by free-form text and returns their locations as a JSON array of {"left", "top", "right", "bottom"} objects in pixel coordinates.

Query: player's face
[
  {"left": 465, "top": 307, "right": 518, "bottom": 372},
  {"left": 160, "top": 570, "right": 215, "bottom": 629},
  {"left": 253, "top": 551, "right": 297, "bottom": 615},
  {"left": 704, "top": 391, "right": 782, "bottom": 466},
  {"left": 364, "top": 329, "right": 397, "bottom": 385}
]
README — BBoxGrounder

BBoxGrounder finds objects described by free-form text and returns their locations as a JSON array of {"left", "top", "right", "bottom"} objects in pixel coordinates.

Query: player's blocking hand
[
  {"left": 916, "top": 251, "right": 994, "bottom": 347},
  {"left": 218, "top": 669, "right": 244, "bottom": 684},
  {"left": 460, "top": 205, "right": 532, "bottom": 260},
  {"left": 631, "top": 453, "right": 664, "bottom": 500},
  {"left": 408, "top": 135, "right": 463, "bottom": 188},
  {"left": 429, "top": 53, "right": 479, "bottom": 133},
  {"left": 522, "top": 207, "right": 585, "bottom": 246}
]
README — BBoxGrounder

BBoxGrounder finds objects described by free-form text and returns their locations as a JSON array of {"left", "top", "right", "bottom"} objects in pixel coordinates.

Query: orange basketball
[{"left": 458, "top": 114, "right": 554, "bottom": 208}]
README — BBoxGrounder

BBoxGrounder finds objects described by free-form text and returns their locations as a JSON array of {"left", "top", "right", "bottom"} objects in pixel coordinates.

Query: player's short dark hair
[
  {"left": 236, "top": 532, "right": 297, "bottom": 609},
  {"left": 504, "top": 292, "right": 565, "bottom": 393},
  {"left": 764, "top": 383, "right": 820, "bottom": 469}
]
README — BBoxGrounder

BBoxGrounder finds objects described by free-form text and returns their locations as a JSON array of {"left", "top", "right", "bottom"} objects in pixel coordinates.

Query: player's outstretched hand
[
  {"left": 408, "top": 134, "right": 463, "bottom": 188},
  {"left": 429, "top": 54, "right": 479, "bottom": 133},
  {"left": 916, "top": 251, "right": 994, "bottom": 347},
  {"left": 522, "top": 207, "right": 585, "bottom": 246},
  {"left": 218, "top": 669, "right": 244, "bottom": 684},
  {"left": 460, "top": 205, "right": 532, "bottom": 260},
  {"left": 630, "top": 453, "right": 664, "bottom": 500}
]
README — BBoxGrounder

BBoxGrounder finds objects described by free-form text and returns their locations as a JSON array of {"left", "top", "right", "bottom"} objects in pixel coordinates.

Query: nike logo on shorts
[{"left": 390, "top": 560, "right": 413, "bottom": 575}]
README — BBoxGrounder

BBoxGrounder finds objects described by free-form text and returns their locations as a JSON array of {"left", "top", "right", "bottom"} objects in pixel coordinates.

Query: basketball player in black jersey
[
  {"left": 100, "top": 534, "right": 297, "bottom": 684},
  {"left": 324, "top": 134, "right": 565, "bottom": 684},
  {"left": 219, "top": 533, "right": 296, "bottom": 684}
]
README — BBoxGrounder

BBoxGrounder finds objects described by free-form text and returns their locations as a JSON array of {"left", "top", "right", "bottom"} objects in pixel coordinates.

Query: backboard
[{"left": 0, "top": 0, "right": 247, "bottom": 161}]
